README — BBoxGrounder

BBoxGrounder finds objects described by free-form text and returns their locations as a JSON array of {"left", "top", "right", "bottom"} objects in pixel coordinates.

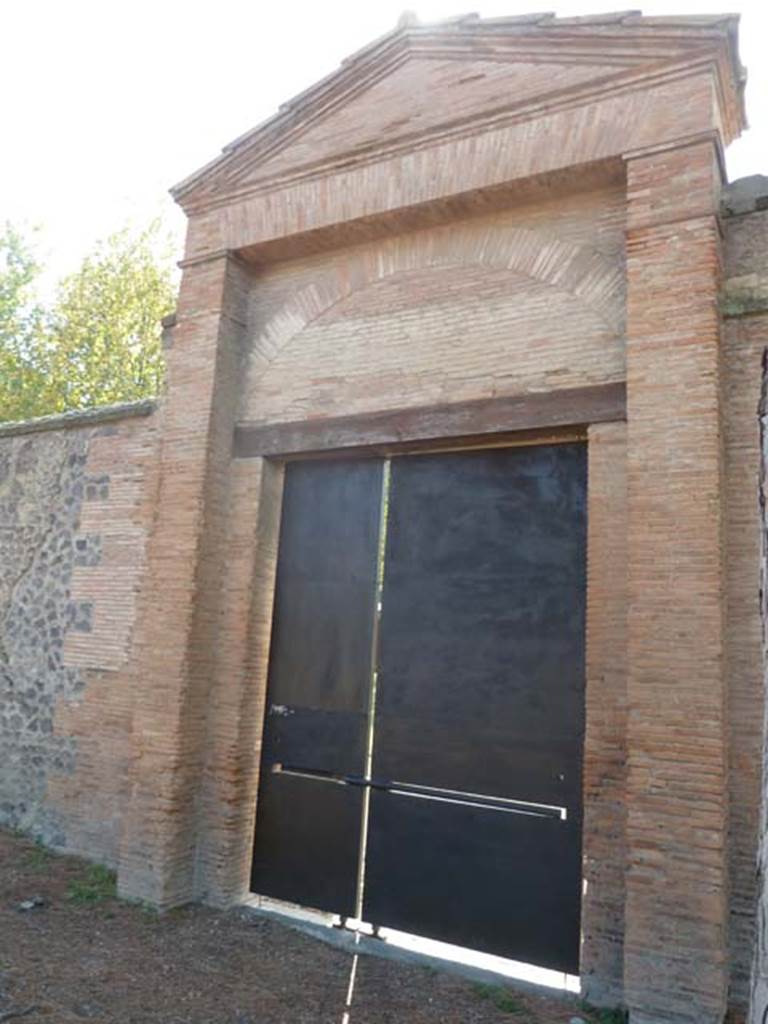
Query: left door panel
[{"left": 250, "top": 458, "right": 384, "bottom": 915}]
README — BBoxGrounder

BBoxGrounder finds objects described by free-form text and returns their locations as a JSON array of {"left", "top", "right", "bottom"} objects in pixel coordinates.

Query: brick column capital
[{"left": 625, "top": 133, "right": 725, "bottom": 234}]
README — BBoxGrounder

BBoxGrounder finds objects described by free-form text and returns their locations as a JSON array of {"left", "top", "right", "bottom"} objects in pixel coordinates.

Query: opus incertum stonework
[{"left": 2, "top": 12, "right": 768, "bottom": 1023}]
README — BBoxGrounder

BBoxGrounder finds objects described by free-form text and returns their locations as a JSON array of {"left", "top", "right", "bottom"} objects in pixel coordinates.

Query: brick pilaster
[
  {"left": 117, "top": 253, "right": 251, "bottom": 908},
  {"left": 582, "top": 422, "right": 628, "bottom": 1006},
  {"left": 192, "top": 456, "right": 284, "bottom": 905},
  {"left": 623, "top": 139, "right": 729, "bottom": 1022}
]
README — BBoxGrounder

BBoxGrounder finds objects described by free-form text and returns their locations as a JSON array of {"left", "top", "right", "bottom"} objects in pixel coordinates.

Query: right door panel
[{"left": 364, "top": 444, "right": 587, "bottom": 972}]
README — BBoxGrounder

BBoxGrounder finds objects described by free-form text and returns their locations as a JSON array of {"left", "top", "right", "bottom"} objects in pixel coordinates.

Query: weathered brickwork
[
  {"left": 1, "top": 13, "right": 765, "bottom": 1024},
  {"left": 722, "top": 203, "right": 768, "bottom": 1010},
  {"left": 723, "top": 313, "right": 766, "bottom": 1008},
  {"left": 116, "top": 255, "right": 253, "bottom": 908},
  {"left": 582, "top": 422, "right": 627, "bottom": 1006},
  {"left": 0, "top": 405, "right": 158, "bottom": 864},
  {"left": 242, "top": 184, "right": 626, "bottom": 424},
  {"left": 622, "top": 141, "right": 729, "bottom": 1023},
  {"left": 192, "top": 456, "right": 283, "bottom": 906}
]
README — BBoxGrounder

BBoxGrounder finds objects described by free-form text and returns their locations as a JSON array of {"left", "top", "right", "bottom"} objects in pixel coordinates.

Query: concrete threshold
[{"left": 239, "top": 900, "right": 579, "bottom": 1005}]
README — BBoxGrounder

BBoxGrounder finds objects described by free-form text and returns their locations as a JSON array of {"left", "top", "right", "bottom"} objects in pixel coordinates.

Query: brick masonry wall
[
  {"left": 183, "top": 70, "right": 716, "bottom": 261},
  {"left": 192, "top": 456, "right": 283, "bottom": 906},
  {"left": 0, "top": 406, "right": 159, "bottom": 866},
  {"left": 623, "top": 140, "right": 729, "bottom": 1023},
  {"left": 116, "top": 255, "right": 254, "bottom": 908},
  {"left": 582, "top": 422, "right": 628, "bottom": 1006},
  {"left": 722, "top": 204, "right": 768, "bottom": 1011},
  {"left": 177, "top": 181, "right": 630, "bottom": 918},
  {"left": 241, "top": 182, "right": 626, "bottom": 424},
  {"left": 184, "top": 169, "right": 766, "bottom": 1020},
  {"left": 0, "top": 21, "right": 759, "bottom": 1021},
  {"left": 154, "top": 34, "right": 744, "bottom": 1020},
  {"left": 1, "top": 183, "right": 763, "bottom": 1023},
  {"left": 573, "top": 190, "right": 767, "bottom": 1020}
]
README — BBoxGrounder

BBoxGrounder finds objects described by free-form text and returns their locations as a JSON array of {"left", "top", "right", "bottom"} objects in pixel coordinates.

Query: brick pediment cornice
[{"left": 172, "top": 11, "right": 746, "bottom": 215}]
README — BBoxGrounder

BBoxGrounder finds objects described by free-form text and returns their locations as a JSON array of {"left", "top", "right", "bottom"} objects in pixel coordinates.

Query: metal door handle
[{"left": 271, "top": 763, "right": 567, "bottom": 820}]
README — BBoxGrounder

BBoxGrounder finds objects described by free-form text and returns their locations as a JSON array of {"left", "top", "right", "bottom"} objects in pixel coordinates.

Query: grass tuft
[
  {"left": 472, "top": 982, "right": 527, "bottom": 1015},
  {"left": 66, "top": 864, "right": 117, "bottom": 904},
  {"left": 25, "top": 840, "right": 51, "bottom": 871},
  {"left": 578, "top": 1001, "right": 628, "bottom": 1024}
]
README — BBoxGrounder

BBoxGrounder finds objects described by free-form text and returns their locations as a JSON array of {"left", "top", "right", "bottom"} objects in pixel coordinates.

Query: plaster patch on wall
[{"left": 0, "top": 431, "right": 98, "bottom": 843}]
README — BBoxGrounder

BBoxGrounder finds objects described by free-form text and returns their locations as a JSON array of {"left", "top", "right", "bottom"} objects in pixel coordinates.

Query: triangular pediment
[{"left": 173, "top": 11, "right": 745, "bottom": 212}]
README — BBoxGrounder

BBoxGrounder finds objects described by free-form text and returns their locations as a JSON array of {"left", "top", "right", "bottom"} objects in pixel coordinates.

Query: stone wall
[{"left": 0, "top": 402, "right": 158, "bottom": 865}]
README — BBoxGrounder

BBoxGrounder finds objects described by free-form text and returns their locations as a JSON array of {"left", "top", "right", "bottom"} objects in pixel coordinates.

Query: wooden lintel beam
[{"left": 233, "top": 382, "right": 626, "bottom": 460}]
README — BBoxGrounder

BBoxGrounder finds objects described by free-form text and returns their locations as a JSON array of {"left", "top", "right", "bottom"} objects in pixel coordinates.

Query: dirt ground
[{"left": 0, "top": 828, "right": 619, "bottom": 1024}]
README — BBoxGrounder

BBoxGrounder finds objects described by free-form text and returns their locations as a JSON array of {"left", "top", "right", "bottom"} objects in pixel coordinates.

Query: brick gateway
[
  {"left": 251, "top": 445, "right": 586, "bottom": 974},
  {"left": 1, "top": 12, "right": 767, "bottom": 1023}
]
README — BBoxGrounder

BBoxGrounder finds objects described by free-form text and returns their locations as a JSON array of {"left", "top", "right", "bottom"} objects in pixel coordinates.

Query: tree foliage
[
  {"left": 0, "top": 225, "right": 49, "bottom": 421},
  {"left": 0, "top": 221, "right": 175, "bottom": 423}
]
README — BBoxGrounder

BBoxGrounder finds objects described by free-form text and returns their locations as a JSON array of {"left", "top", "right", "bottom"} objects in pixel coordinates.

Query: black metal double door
[{"left": 251, "top": 443, "right": 587, "bottom": 974}]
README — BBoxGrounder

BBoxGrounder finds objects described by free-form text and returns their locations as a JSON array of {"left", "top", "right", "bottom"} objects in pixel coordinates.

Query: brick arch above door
[{"left": 246, "top": 222, "right": 626, "bottom": 382}]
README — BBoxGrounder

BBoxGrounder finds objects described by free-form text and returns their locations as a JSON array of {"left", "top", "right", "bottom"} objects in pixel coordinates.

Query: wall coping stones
[
  {"left": 0, "top": 399, "right": 157, "bottom": 439},
  {"left": 721, "top": 273, "right": 768, "bottom": 318},
  {"left": 721, "top": 178, "right": 768, "bottom": 317},
  {"left": 722, "top": 174, "right": 768, "bottom": 217}
]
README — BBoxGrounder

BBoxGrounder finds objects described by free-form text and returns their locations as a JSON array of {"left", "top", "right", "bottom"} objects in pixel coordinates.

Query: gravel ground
[{"left": 0, "top": 827, "right": 616, "bottom": 1023}]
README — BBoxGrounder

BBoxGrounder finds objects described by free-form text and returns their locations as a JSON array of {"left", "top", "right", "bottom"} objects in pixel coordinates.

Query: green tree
[
  {"left": 0, "top": 223, "right": 49, "bottom": 422},
  {"left": 0, "top": 220, "right": 175, "bottom": 423},
  {"left": 43, "top": 222, "right": 174, "bottom": 412}
]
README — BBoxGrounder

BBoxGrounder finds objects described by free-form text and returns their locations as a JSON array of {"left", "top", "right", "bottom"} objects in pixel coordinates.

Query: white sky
[{"left": 3, "top": 0, "right": 766, "bottom": 288}]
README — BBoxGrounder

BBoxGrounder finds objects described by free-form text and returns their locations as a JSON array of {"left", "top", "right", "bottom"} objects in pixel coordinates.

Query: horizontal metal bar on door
[{"left": 270, "top": 763, "right": 567, "bottom": 821}]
